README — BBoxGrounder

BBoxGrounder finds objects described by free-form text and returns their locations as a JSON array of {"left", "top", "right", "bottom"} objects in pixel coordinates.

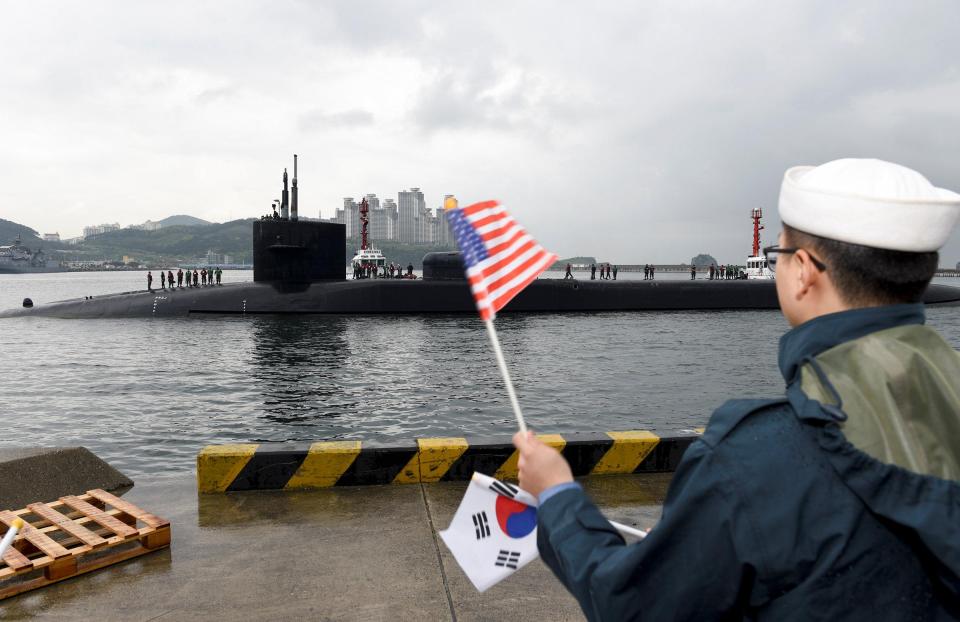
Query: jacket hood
[{"left": 777, "top": 303, "right": 925, "bottom": 384}]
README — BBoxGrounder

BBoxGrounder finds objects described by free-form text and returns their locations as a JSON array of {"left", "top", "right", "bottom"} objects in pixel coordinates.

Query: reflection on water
[
  {"left": 1, "top": 271, "right": 958, "bottom": 478},
  {"left": 251, "top": 316, "right": 352, "bottom": 426}
]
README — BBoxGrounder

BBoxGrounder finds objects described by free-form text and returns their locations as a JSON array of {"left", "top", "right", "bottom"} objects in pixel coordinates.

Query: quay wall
[{"left": 197, "top": 431, "right": 699, "bottom": 493}]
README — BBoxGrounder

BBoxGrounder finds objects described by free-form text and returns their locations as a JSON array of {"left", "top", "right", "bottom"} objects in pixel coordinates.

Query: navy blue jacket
[{"left": 537, "top": 305, "right": 960, "bottom": 620}]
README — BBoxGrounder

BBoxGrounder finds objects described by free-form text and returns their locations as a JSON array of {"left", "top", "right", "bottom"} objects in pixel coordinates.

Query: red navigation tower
[
  {"left": 751, "top": 208, "right": 764, "bottom": 257},
  {"left": 359, "top": 197, "right": 370, "bottom": 251}
]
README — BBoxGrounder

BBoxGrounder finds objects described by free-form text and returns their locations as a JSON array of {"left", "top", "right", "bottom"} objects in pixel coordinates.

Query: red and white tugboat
[{"left": 350, "top": 197, "right": 387, "bottom": 276}]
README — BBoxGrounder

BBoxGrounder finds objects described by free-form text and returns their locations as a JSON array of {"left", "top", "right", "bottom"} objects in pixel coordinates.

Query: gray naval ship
[
  {"left": 3, "top": 158, "right": 959, "bottom": 318},
  {"left": 0, "top": 234, "right": 61, "bottom": 274}
]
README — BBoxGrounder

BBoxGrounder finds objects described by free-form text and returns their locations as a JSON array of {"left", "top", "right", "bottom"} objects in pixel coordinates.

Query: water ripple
[{"left": 2, "top": 272, "right": 959, "bottom": 476}]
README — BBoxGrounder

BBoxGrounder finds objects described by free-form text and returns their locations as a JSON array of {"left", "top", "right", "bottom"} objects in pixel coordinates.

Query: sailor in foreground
[{"left": 515, "top": 158, "right": 960, "bottom": 620}]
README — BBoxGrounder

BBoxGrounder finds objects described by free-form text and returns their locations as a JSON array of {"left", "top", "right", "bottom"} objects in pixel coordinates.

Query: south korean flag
[{"left": 439, "top": 473, "right": 540, "bottom": 592}]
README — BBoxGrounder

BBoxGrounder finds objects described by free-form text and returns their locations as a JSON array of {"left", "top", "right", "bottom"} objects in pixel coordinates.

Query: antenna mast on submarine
[
  {"left": 281, "top": 169, "right": 290, "bottom": 220},
  {"left": 291, "top": 154, "right": 299, "bottom": 221}
]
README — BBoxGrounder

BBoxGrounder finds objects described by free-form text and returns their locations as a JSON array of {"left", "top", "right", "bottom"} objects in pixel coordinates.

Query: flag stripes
[
  {"left": 446, "top": 200, "right": 557, "bottom": 321},
  {"left": 197, "top": 431, "right": 698, "bottom": 492}
]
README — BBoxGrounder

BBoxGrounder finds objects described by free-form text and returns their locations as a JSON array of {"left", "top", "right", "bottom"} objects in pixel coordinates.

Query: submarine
[{"left": 3, "top": 160, "right": 960, "bottom": 319}]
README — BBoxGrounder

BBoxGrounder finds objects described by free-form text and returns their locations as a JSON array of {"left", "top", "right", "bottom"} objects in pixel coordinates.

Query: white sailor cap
[{"left": 778, "top": 158, "right": 960, "bottom": 252}]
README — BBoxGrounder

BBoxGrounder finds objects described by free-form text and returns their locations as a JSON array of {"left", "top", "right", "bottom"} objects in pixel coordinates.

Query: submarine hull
[{"left": 4, "top": 279, "right": 960, "bottom": 318}]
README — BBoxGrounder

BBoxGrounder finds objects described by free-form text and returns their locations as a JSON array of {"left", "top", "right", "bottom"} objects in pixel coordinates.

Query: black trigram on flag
[
  {"left": 495, "top": 550, "right": 521, "bottom": 570},
  {"left": 489, "top": 480, "right": 518, "bottom": 499},
  {"left": 472, "top": 511, "right": 491, "bottom": 540}
]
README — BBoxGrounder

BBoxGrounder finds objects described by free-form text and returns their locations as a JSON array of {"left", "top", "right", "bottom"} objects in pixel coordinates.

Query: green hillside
[
  {"left": 0, "top": 219, "right": 41, "bottom": 245},
  {"left": 1, "top": 216, "right": 461, "bottom": 267},
  {"left": 157, "top": 214, "right": 211, "bottom": 227},
  {"left": 79, "top": 219, "right": 255, "bottom": 263}
]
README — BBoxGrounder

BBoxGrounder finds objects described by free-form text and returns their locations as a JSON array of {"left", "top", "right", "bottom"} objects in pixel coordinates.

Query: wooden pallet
[{"left": 0, "top": 489, "right": 170, "bottom": 600}]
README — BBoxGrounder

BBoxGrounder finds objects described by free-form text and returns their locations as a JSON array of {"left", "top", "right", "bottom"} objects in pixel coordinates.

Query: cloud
[
  {"left": 0, "top": 0, "right": 958, "bottom": 263},
  {"left": 298, "top": 109, "right": 375, "bottom": 132},
  {"left": 196, "top": 86, "right": 238, "bottom": 104}
]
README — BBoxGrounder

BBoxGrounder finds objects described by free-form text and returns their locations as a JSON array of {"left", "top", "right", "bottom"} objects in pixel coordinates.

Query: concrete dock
[{"left": 0, "top": 472, "right": 672, "bottom": 621}]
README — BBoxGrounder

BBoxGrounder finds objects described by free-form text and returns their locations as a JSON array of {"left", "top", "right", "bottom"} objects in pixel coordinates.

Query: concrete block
[{"left": 0, "top": 447, "right": 133, "bottom": 510}]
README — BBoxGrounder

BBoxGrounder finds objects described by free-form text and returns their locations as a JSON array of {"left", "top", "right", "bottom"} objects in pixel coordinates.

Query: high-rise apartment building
[
  {"left": 371, "top": 208, "right": 397, "bottom": 242},
  {"left": 336, "top": 189, "right": 454, "bottom": 246},
  {"left": 342, "top": 197, "right": 360, "bottom": 239},
  {"left": 364, "top": 193, "right": 392, "bottom": 243},
  {"left": 416, "top": 206, "right": 434, "bottom": 244},
  {"left": 434, "top": 207, "right": 452, "bottom": 247},
  {"left": 382, "top": 199, "right": 398, "bottom": 241},
  {"left": 398, "top": 187, "right": 424, "bottom": 243},
  {"left": 82, "top": 223, "right": 121, "bottom": 239}
]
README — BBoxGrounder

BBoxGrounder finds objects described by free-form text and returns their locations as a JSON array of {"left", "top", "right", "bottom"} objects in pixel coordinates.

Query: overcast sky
[{"left": 1, "top": 1, "right": 958, "bottom": 264}]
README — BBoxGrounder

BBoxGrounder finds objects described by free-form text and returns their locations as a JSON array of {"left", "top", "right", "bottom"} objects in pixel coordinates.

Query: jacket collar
[{"left": 778, "top": 303, "right": 925, "bottom": 384}]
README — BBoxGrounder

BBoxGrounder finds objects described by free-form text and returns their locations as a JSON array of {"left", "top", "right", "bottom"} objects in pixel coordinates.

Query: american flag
[{"left": 446, "top": 200, "right": 557, "bottom": 321}]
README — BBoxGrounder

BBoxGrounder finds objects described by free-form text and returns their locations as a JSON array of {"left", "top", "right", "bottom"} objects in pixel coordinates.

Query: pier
[{"left": 0, "top": 472, "right": 670, "bottom": 620}]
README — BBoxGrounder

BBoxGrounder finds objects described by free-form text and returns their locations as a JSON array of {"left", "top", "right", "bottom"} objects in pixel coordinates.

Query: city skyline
[{"left": 336, "top": 187, "right": 454, "bottom": 246}]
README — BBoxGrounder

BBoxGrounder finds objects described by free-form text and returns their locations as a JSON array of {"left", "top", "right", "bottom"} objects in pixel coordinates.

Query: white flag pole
[
  {"left": 609, "top": 519, "right": 647, "bottom": 539},
  {"left": 484, "top": 318, "right": 527, "bottom": 434},
  {"left": 0, "top": 517, "right": 24, "bottom": 559}
]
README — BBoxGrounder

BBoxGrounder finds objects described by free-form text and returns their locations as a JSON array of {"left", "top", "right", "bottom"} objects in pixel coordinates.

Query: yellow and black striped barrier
[{"left": 196, "top": 431, "right": 701, "bottom": 493}]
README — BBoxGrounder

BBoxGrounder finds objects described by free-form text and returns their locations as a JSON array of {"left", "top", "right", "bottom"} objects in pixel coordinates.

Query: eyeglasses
[{"left": 762, "top": 245, "right": 828, "bottom": 273}]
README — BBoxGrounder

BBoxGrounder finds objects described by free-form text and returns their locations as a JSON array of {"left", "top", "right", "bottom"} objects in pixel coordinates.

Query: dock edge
[{"left": 196, "top": 431, "right": 702, "bottom": 493}]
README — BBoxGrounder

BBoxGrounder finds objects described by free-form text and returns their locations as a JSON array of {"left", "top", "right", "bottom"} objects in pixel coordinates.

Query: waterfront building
[
  {"left": 364, "top": 193, "right": 396, "bottom": 242},
  {"left": 398, "top": 187, "right": 424, "bottom": 243},
  {"left": 434, "top": 203, "right": 453, "bottom": 247},
  {"left": 382, "top": 199, "right": 398, "bottom": 241},
  {"left": 203, "top": 251, "right": 232, "bottom": 265},
  {"left": 133, "top": 220, "right": 162, "bottom": 231},
  {"left": 343, "top": 198, "right": 360, "bottom": 240},
  {"left": 82, "top": 223, "right": 121, "bottom": 239},
  {"left": 331, "top": 190, "right": 451, "bottom": 245},
  {"left": 42, "top": 232, "right": 60, "bottom": 242},
  {"left": 370, "top": 203, "right": 398, "bottom": 242}
]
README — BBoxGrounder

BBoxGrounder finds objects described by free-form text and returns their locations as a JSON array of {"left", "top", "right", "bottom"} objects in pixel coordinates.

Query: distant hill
[
  {"left": 691, "top": 253, "right": 719, "bottom": 268},
  {"left": 0, "top": 219, "right": 41, "bottom": 245},
  {"left": 77, "top": 219, "right": 256, "bottom": 263},
  {"left": 157, "top": 214, "right": 210, "bottom": 227}
]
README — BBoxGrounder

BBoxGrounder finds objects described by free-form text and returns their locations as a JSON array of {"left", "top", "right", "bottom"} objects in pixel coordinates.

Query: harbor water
[{"left": 2, "top": 270, "right": 959, "bottom": 478}]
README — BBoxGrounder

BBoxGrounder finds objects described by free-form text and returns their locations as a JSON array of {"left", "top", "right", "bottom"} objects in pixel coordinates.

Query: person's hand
[{"left": 513, "top": 430, "right": 574, "bottom": 499}]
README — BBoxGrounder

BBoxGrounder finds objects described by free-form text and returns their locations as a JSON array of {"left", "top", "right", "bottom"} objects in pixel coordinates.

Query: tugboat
[
  {"left": 744, "top": 208, "right": 774, "bottom": 280},
  {"left": 350, "top": 197, "right": 389, "bottom": 277}
]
